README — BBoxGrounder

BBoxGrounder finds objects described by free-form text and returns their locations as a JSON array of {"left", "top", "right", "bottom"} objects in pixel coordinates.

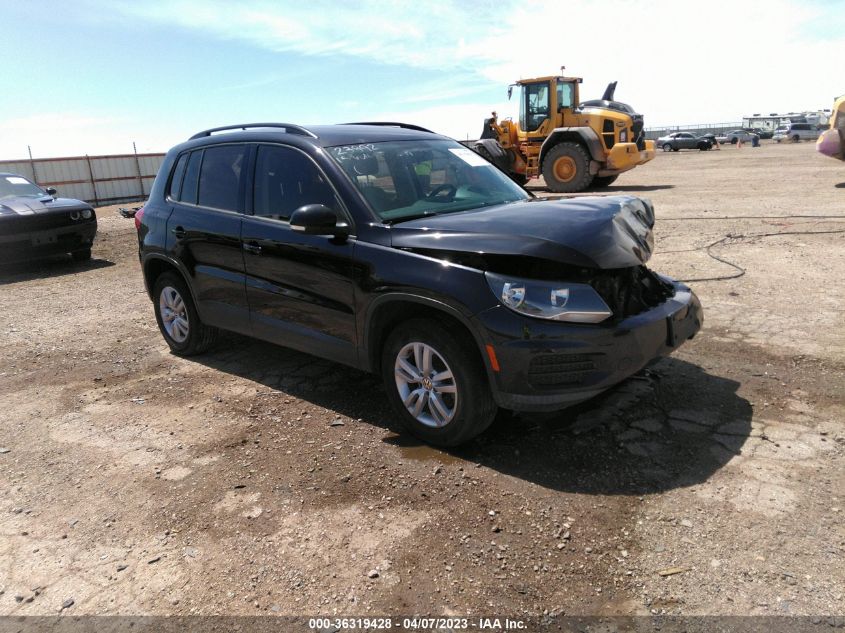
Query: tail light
[{"left": 134, "top": 206, "right": 145, "bottom": 231}]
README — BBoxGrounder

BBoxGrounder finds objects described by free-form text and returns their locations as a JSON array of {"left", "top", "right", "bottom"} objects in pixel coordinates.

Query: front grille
[
  {"left": 0, "top": 212, "right": 88, "bottom": 232},
  {"left": 528, "top": 353, "right": 599, "bottom": 388},
  {"left": 632, "top": 114, "right": 645, "bottom": 150},
  {"left": 590, "top": 266, "right": 674, "bottom": 320},
  {"left": 602, "top": 119, "right": 616, "bottom": 149}
]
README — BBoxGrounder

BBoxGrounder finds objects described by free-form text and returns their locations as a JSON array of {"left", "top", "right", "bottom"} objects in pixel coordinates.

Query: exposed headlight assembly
[{"left": 485, "top": 272, "right": 612, "bottom": 323}]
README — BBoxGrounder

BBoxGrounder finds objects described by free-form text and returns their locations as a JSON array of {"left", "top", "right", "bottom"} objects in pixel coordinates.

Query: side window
[
  {"left": 168, "top": 153, "right": 188, "bottom": 200},
  {"left": 181, "top": 151, "right": 202, "bottom": 205},
  {"left": 556, "top": 81, "right": 574, "bottom": 110},
  {"left": 197, "top": 145, "right": 246, "bottom": 212},
  {"left": 253, "top": 145, "right": 337, "bottom": 221}
]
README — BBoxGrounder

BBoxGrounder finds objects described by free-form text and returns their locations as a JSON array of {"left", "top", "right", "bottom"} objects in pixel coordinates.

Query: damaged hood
[
  {"left": 390, "top": 195, "right": 655, "bottom": 269},
  {"left": 0, "top": 196, "right": 92, "bottom": 217}
]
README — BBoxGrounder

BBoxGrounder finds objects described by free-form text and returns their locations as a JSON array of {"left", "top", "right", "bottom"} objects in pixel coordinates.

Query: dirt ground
[{"left": 1, "top": 140, "right": 843, "bottom": 619}]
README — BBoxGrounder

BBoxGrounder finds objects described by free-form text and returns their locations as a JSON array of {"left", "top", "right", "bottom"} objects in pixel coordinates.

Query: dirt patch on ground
[{"left": 1, "top": 141, "right": 843, "bottom": 617}]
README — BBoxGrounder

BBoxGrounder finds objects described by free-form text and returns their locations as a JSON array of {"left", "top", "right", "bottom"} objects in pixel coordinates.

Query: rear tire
[
  {"left": 591, "top": 174, "right": 618, "bottom": 188},
  {"left": 509, "top": 172, "right": 529, "bottom": 186},
  {"left": 71, "top": 248, "right": 91, "bottom": 262},
  {"left": 152, "top": 272, "right": 217, "bottom": 356},
  {"left": 542, "top": 142, "right": 593, "bottom": 193},
  {"left": 381, "top": 319, "right": 497, "bottom": 447},
  {"left": 698, "top": 142, "right": 709, "bottom": 151}
]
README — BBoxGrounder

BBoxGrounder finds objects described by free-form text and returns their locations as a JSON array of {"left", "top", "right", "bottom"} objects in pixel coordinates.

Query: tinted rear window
[
  {"left": 180, "top": 151, "right": 202, "bottom": 205},
  {"left": 197, "top": 145, "right": 246, "bottom": 212}
]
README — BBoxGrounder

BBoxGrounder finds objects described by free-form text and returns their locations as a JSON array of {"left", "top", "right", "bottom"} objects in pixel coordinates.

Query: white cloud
[{"left": 108, "top": 0, "right": 845, "bottom": 136}]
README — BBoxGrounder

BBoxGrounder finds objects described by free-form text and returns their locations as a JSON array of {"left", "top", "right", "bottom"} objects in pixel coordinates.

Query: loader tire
[
  {"left": 542, "top": 142, "right": 593, "bottom": 193},
  {"left": 591, "top": 174, "right": 618, "bottom": 188}
]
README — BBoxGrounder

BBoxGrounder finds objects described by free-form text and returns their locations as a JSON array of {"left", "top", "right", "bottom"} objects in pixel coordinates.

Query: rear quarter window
[
  {"left": 180, "top": 151, "right": 203, "bottom": 205},
  {"left": 168, "top": 153, "right": 189, "bottom": 200}
]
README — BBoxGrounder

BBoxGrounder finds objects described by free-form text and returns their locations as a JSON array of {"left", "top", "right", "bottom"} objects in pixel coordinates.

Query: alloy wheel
[
  {"left": 159, "top": 286, "right": 189, "bottom": 343},
  {"left": 394, "top": 342, "right": 458, "bottom": 428}
]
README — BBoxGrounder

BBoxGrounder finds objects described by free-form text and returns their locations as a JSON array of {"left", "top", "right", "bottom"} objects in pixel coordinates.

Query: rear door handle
[
  {"left": 171, "top": 226, "right": 186, "bottom": 239},
  {"left": 243, "top": 242, "right": 262, "bottom": 255}
]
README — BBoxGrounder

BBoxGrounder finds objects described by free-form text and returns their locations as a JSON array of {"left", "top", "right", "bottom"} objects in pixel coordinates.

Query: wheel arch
[
  {"left": 361, "top": 294, "right": 489, "bottom": 376},
  {"left": 539, "top": 127, "right": 604, "bottom": 169},
  {"left": 142, "top": 254, "right": 203, "bottom": 317}
]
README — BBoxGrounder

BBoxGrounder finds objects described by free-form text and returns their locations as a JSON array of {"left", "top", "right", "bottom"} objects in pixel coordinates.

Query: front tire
[
  {"left": 662, "top": 143, "right": 673, "bottom": 152},
  {"left": 152, "top": 272, "right": 217, "bottom": 356},
  {"left": 542, "top": 142, "right": 593, "bottom": 193},
  {"left": 71, "top": 248, "right": 91, "bottom": 262},
  {"left": 591, "top": 174, "right": 618, "bottom": 188},
  {"left": 381, "top": 319, "right": 497, "bottom": 447}
]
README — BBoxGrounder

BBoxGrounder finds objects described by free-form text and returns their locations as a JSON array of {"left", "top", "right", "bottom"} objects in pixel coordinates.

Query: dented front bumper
[{"left": 474, "top": 279, "right": 703, "bottom": 412}]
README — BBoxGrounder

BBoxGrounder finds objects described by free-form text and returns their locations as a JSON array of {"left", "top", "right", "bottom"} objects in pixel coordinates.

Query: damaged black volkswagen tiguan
[{"left": 137, "top": 122, "right": 702, "bottom": 446}]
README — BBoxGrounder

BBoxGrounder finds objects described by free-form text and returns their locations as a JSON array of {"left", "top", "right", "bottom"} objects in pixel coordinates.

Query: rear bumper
[
  {"left": 602, "top": 140, "right": 656, "bottom": 175},
  {"left": 0, "top": 221, "right": 97, "bottom": 262},
  {"left": 474, "top": 280, "right": 703, "bottom": 412}
]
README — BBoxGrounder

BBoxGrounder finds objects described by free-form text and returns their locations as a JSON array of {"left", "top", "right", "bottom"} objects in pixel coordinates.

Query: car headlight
[
  {"left": 82, "top": 208, "right": 93, "bottom": 219},
  {"left": 485, "top": 272, "right": 613, "bottom": 323},
  {"left": 620, "top": 130, "right": 628, "bottom": 142}
]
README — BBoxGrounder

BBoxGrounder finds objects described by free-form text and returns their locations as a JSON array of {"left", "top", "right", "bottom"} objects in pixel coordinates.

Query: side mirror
[
  {"left": 289, "top": 204, "right": 348, "bottom": 237},
  {"left": 45, "top": 187, "right": 57, "bottom": 196}
]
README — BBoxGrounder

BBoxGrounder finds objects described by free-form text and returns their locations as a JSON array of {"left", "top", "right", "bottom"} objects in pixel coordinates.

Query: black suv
[{"left": 137, "top": 122, "right": 702, "bottom": 446}]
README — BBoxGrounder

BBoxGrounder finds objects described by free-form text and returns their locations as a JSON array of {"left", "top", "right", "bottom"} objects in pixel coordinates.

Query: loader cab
[{"left": 516, "top": 76, "right": 582, "bottom": 135}]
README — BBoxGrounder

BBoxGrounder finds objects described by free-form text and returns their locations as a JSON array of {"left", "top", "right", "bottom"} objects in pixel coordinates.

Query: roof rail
[
  {"left": 342, "top": 122, "right": 435, "bottom": 134},
  {"left": 188, "top": 123, "right": 317, "bottom": 141}
]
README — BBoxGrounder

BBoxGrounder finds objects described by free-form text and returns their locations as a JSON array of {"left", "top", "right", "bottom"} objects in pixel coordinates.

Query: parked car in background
[
  {"left": 136, "top": 122, "right": 702, "bottom": 447},
  {"left": 716, "top": 130, "right": 760, "bottom": 145},
  {"left": 774, "top": 122, "right": 819, "bottom": 142},
  {"left": 0, "top": 172, "right": 97, "bottom": 263},
  {"left": 746, "top": 128, "right": 773, "bottom": 139},
  {"left": 656, "top": 132, "right": 712, "bottom": 151}
]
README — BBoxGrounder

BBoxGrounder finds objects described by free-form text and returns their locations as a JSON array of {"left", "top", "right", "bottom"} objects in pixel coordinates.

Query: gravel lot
[{"left": 1, "top": 140, "right": 843, "bottom": 618}]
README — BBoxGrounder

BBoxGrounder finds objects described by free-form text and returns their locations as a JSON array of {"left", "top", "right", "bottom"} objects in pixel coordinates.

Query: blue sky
[{"left": 1, "top": 0, "right": 843, "bottom": 158}]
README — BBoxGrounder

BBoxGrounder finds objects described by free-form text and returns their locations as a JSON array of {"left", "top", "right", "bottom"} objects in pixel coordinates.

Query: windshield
[
  {"left": 0, "top": 174, "right": 46, "bottom": 199},
  {"left": 328, "top": 139, "right": 529, "bottom": 223}
]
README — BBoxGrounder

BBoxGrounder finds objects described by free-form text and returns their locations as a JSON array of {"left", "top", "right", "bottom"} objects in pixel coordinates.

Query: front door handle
[
  {"left": 243, "top": 242, "right": 262, "bottom": 255},
  {"left": 171, "top": 226, "right": 186, "bottom": 239}
]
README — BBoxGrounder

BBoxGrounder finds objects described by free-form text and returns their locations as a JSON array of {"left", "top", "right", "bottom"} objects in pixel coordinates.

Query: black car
[
  {"left": 137, "top": 122, "right": 702, "bottom": 446},
  {"left": 0, "top": 172, "right": 97, "bottom": 262},
  {"left": 655, "top": 132, "right": 712, "bottom": 151}
]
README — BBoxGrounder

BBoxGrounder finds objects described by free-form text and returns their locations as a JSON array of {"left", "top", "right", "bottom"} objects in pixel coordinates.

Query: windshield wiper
[{"left": 384, "top": 211, "right": 439, "bottom": 225}]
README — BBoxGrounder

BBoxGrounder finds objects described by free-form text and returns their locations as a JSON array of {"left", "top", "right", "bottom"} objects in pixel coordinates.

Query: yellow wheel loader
[
  {"left": 474, "top": 72, "right": 656, "bottom": 192},
  {"left": 817, "top": 94, "right": 845, "bottom": 162}
]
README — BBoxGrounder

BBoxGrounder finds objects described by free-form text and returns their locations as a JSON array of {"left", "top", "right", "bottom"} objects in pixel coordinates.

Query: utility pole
[
  {"left": 27, "top": 145, "right": 38, "bottom": 184},
  {"left": 132, "top": 141, "right": 144, "bottom": 199}
]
